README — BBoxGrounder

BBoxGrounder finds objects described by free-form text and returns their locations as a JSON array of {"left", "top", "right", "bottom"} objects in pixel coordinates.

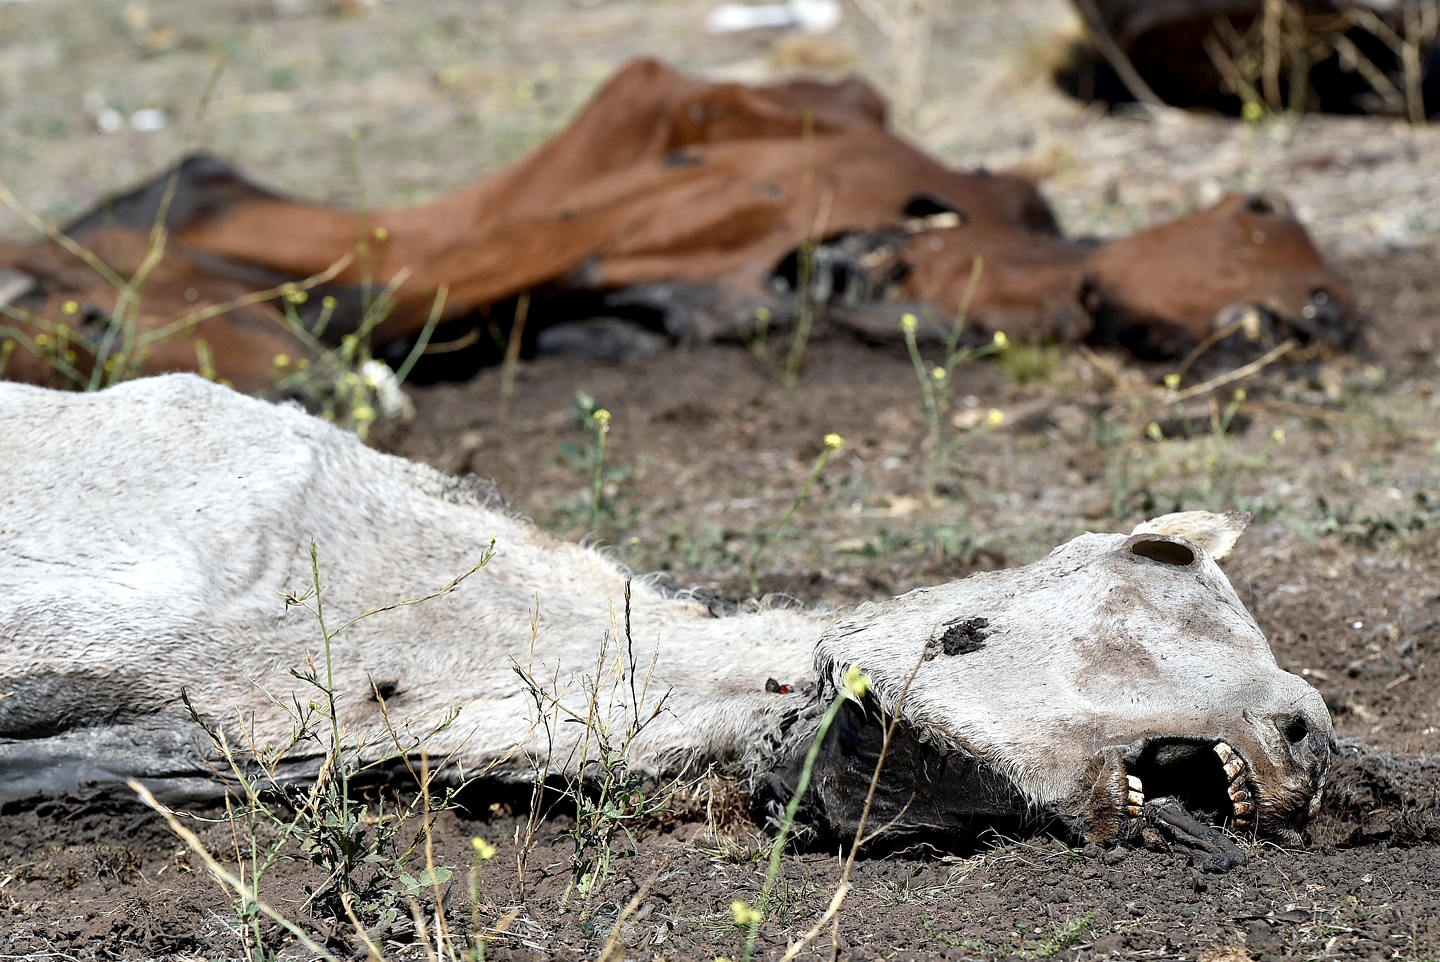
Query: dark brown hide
[
  {"left": 0, "top": 57, "right": 1356, "bottom": 388},
  {"left": 1065, "top": 0, "right": 1439, "bottom": 116}
]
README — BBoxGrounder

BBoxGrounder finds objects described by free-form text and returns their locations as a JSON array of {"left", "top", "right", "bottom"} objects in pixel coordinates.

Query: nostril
[{"left": 1278, "top": 713, "right": 1310, "bottom": 745}]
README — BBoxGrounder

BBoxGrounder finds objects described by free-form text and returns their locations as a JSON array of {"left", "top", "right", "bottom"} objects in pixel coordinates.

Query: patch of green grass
[
  {"left": 1311, "top": 491, "right": 1440, "bottom": 546},
  {"left": 919, "top": 909, "right": 1095, "bottom": 959},
  {"left": 1000, "top": 338, "right": 1061, "bottom": 385}
]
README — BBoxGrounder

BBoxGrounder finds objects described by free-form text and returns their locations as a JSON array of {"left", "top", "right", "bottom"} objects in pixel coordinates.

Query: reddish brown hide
[{"left": 0, "top": 57, "right": 1355, "bottom": 389}]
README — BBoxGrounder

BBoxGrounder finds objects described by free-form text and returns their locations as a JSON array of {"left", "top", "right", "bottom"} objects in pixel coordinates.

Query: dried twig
[{"left": 1171, "top": 339, "right": 1296, "bottom": 401}]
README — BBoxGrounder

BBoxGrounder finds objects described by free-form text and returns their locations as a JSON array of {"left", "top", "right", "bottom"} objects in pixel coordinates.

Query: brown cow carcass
[{"left": 0, "top": 58, "right": 1358, "bottom": 391}]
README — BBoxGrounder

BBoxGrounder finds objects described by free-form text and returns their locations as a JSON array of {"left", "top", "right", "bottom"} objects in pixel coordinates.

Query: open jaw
[
  {"left": 1121, "top": 737, "right": 1260, "bottom": 832},
  {"left": 788, "top": 693, "right": 1327, "bottom": 852}
]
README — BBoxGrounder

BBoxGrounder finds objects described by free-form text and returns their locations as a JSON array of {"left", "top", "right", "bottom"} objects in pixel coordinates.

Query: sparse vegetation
[
  {"left": 897, "top": 259, "right": 1007, "bottom": 501},
  {"left": 139, "top": 541, "right": 493, "bottom": 959},
  {"left": 550, "top": 390, "right": 640, "bottom": 533},
  {"left": 747, "top": 431, "right": 845, "bottom": 594},
  {"left": 512, "top": 581, "right": 684, "bottom": 917},
  {"left": 0, "top": 138, "right": 441, "bottom": 439},
  {"left": 919, "top": 909, "right": 1095, "bottom": 959}
]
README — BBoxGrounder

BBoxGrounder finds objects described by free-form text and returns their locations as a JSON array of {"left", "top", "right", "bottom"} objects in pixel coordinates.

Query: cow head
[
  {"left": 807, "top": 510, "right": 1332, "bottom": 845},
  {"left": 1082, "top": 193, "right": 1357, "bottom": 356}
]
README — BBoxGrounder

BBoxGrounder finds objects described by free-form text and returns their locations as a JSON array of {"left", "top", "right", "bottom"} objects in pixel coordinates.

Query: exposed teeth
[
  {"left": 1216, "top": 740, "right": 1255, "bottom": 827},
  {"left": 1125, "top": 773, "right": 1144, "bottom": 816}
]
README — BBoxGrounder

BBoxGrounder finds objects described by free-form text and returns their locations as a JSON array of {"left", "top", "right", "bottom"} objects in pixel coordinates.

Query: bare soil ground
[{"left": 3, "top": 1, "right": 1439, "bottom": 960}]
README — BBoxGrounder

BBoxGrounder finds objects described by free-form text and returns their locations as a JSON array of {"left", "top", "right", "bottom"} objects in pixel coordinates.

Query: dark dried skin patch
[
  {"left": 789, "top": 696, "right": 1030, "bottom": 847},
  {"left": 926, "top": 616, "right": 989, "bottom": 659}
]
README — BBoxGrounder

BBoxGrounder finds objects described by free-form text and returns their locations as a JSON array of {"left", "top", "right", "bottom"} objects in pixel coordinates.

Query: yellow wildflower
[
  {"left": 731, "top": 900, "right": 763, "bottom": 926},
  {"left": 1233, "top": 388, "right": 1246, "bottom": 403},
  {"left": 823, "top": 432, "right": 844, "bottom": 450},
  {"left": 273, "top": 354, "right": 291, "bottom": 368},
  {"left": 931, "top": 366, "right": 946, "bottom": 381},
  {"left": 1163, "top": 373, "right": 1181, "bottom": 391},
  {"left": 992, "top": 330, "right": 1009, "bottom": 350},
  {"left": 285, "top": 289, "right": 308, "bottom": 305},
  {"left": 899, "top": 313, "right": 918, "bottom": 334},
  {"left": 61, "top": 299, "right": 79, "bottom": 315},
  {"left": 1146, "top": 421, "right": 1164, "bottom": 441},
  {"left": 471, "top": 837, "right": 497, "bottom": 860},
  {"left": 373, "top": 226, "right": 389, "bottom": 242},
  {"left": 593, "top": 408, "right": 612, "bottom": 426},
  {"left": 986, "top": 408, "right": 1004, "bottom": 426},
  {"left": 842, "top": 664, "right": 870, "bottom": 698},
  {"left": 1271, "top": 428, "right": 1286, "bottom": 444}
]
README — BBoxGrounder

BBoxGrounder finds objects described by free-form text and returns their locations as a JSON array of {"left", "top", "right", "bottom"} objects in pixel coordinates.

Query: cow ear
[{"left": 1130, "top": 510, "right": 1250, "bottom": 560}]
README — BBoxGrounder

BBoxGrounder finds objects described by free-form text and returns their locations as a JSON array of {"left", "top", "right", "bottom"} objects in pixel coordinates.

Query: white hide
[{"left": 0, "top": 375, "right": 1331, "bottom": 832}]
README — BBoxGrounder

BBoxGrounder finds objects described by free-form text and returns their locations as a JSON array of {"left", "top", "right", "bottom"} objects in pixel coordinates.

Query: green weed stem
[
  {"left": 589, "top": 408, "right": 611, "bottom": 529},
  {"left": 741, "top": 682, "right": 852, "bottom": 962},
  {"left": 747, "top": 434, "right": 842, "bottom": 594}
]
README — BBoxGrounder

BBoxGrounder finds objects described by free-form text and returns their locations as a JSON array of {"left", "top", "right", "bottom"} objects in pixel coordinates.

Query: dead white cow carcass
[{"left": 0, "top": 375, "right": 1332, "bottom": 852}]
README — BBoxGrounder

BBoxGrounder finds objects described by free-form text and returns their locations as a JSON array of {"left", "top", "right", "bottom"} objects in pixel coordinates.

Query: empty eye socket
[
  {"left": 1129, "top": 537, "right": 1196, "bottom": 566},
  {"left": 902, "top": 192, "right": 964, "bottom": 221}
]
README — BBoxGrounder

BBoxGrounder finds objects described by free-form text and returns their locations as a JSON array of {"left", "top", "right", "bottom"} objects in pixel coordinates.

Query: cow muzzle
[
  {"left": 1214, "top": 287, "right": 1355, "bottom": 350},
  {"left": 1122, "top": 706, "right": 1331, "bottom": 841}
]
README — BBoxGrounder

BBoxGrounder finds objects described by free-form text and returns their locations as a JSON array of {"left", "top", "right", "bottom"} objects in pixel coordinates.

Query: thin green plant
[
  {"left": 553, "top": 391, "right": 636, "bottom": 532},
  {"left": 898, "top": 257, "right": 1007, "bottom": 499},
  {"left": 150, "top": 541, "right": 494, "bottom": 959},
  {"left": 738, "top": 664, "right": 872, "bottom": 962},
  {"left": 467, "top": 836, "right": 499, "bottom": 962},
  {"left": 783, "top": 239, "right": 817, "bottom": 389},
  {"left": 590, "top": 406, "right": 612, "bottom": 529},
  {"left": 742, "top": 109, "right": 820, "bottom": 389},
  {"left": 747, "top": 431, "right": 844, "bottom": 595},
  {"left": 511, "top": 581, "right": 682, "bottom": 917}
]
